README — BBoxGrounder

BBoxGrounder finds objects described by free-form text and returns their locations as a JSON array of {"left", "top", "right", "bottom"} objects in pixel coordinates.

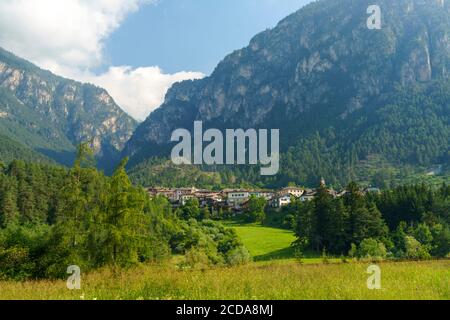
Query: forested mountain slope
[{"left": 125, "top": 0, "right": 450, "bottom": 188}]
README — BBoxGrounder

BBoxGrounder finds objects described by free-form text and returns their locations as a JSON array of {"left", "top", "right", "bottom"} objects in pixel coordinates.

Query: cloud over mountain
[{"left": 0, "top": 0, "right": 203, "bottom": 120}]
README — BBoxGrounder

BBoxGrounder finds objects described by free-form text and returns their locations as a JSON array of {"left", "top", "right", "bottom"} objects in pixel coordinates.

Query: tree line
[
  {"left": 277, "top": 182, "right": 450, "bottom": 260},
  {"left": 0, "top": 145, "right": 248, "bottom": 280}
]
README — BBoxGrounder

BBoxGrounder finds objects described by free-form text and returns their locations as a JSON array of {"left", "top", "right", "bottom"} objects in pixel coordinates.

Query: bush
[
  {"left": 404, "top": 236, "right": 431, "bottom": 260},
  {"left": 226, "top": 247, "right": 252, "bottom": 266},
  {"left": 181, "top": 248, "right": 210, "bottom": 270},
  {"left": 0, "top": 246, "right": 34, "bottom": 280},
  {"left": 348, "top": 243, "right": 358, "bottom": 259},
  {"left": 356, "top": 238, "right": 387, "bottom": 261},
  {"left": 431, "top": 224, "right": 450, "bottom": 257},
  {"left": 321, "top": 248, "right": 329, "bottom": 264},
  {"left": 244, "top": 196, "right": 266, "bottom": 223},
  {"left": 294, "top": 247, "right": 304, "bottom": 264},
  {"left": 171, "top": 220, "right": 248, "bottom": 267}
]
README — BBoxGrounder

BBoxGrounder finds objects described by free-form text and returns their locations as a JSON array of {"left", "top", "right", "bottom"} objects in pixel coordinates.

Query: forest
[
  {"left": 275, "top": 182, "right": 450, "bottom": 260},
  {"left": 0, "top": 145, "right": 248, "bottom": 280},
  {"left": 0, "top": 144, "right": 448, "bottom": 281}
]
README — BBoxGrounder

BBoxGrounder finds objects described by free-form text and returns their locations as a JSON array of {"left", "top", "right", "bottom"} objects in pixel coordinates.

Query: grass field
[
  {"left": 1, "top": 222, "right": 448, "bottom": 300},
  {"left": 223, "top": 220, "right": 340, "bottom": 264},
  {"left": 0, "top": 260, "right": 448, "bottom": 300},
  {"left": 223, "top": 221, "right": 297, "bottom": 261}
]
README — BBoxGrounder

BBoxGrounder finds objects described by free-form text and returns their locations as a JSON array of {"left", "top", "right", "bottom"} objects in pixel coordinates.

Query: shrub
[
  {"left": 0, "top": 246, "right": 34, "bottom": 280},
  {"left": 244, "top": 196, "right": 266, "bottom": 223},
  {"left": 404, "top": 236, "right": 431, "bottom": 260},
  {"left": 294, "top": 247, "right": 304, "bottom": 264},
  {"left": 181, "top": 248, "right": 210, "bottom": 270},
  {"left": 357, "top": 238, "right": 387, "bottom": 261},
  {"left": 321, "top": 248, "right": 329, "bottom": 264},
  {"left": 226, "top": 247, "right": 252, "bottom": 266}
]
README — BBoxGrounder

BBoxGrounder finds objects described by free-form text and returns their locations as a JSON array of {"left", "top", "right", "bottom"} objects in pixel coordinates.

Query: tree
[
  {"left": 351, "top": 204, "right": 388, "bottom": 244},
  {"left": 404, "top": 236, "right": 431, "bottom": 260},
  {"left": 325, "top": 199, "right": 349, "bottom": 254},
  {"left": 294, "top": 200, "right": 315, "bottom": 249},
  {"left": 199, "top": 207, "right": 211, "bottom": 220},
  {"left": 100, "top": 158, "right": 150, "bottom": 266},
  {"left": 178, "top": 198, "right": 201, "bottom": 220},
  {"left": 244, "top": 196, "right": 266, "bottom": 223},
  {"left": 356, "top": 238, "right": 387, "bottom": 260},
  {"left": 0, "top": 188, "right": 19, "bottom": 227},
  {"left": 430, "top": 224, "right": 450, "bottom": 257}
]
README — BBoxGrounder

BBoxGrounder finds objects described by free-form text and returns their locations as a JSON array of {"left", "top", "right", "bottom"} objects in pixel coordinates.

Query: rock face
[
  {"left": 125, "top": 0, "right": 450, "bottom": 162},
  {"left": 0, "top": 47, "right": 137, "bottom": 171}
]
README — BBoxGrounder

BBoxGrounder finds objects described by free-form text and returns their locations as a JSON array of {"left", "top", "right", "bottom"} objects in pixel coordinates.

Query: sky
[{"left": 0, "top": 0, "right": 310, "bottom": 121}]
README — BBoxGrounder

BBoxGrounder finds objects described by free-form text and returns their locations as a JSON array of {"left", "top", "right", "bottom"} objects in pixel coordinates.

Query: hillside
[
  {"left": 0, "top": 133, "right": 54, "bottom": 165},
  {"left": 0, "top": 47, "right": 137, "bottom": 171},
  {"left": 124, "top": 0, "right": 450, "bottom": 188}
]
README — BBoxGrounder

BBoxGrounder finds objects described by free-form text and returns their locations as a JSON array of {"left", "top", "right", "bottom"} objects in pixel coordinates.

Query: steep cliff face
[
  {"left": 0, "top": 47, "right": 137, "bottom": 170},
  {"left": 125, "top": 0, "right": 450, "bottom": 161}
]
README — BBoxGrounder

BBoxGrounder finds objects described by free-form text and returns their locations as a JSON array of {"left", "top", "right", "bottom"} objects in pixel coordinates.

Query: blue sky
[
  {"left": 105, "top": 0, "right": 310, "bottom": 74},
  {"left": 0, "top": 0, "right": 311, "bottom": 120}
]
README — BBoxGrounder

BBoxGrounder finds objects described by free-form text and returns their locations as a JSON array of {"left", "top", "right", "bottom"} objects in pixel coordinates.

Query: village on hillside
[{"left": 147, "top": 179, "right": 381, "bottom": 213}]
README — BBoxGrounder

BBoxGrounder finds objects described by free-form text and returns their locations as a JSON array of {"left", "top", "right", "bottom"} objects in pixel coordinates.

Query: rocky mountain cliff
[
  {"left": 125, "top": 0, "right": 450, "bottom": 187},
  {"left": 0, "top": 47, "right": 137, "bottom": 171}
]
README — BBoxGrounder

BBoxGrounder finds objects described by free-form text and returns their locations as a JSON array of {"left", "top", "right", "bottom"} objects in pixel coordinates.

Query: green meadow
[
  {"left": 0, "top": 260, "right": 448, "bottom": 300},
  {"left": 0, "top": 222, "right": 448, "bottom": 300},
  {"left": 223, "top": 220, "right": 340, "bottom": 264},
  {"left": 223, "top": 221, "right": 296, "bottom": 261}
]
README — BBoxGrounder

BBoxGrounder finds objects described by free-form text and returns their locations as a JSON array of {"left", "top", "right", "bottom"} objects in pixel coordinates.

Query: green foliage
[
  {"left": 177, "top": 198, "right": 201, "bottom": 221},
  {"left": 181, "top": 248, "right": 211, "bottom": 270},
  {"left": 293, "top": 247, "right": 304, "bottom": 264},
  {"left": 404, "top": 236, "right": 431, "bottom": 260},
  {"left": 244, "top": 196, "right": 267, "bottom": 223},
  {"left": 0, "top": 147, "right": 248, "bottom": 279},
  {"left": 172, "top": 219, "right": 246, "bottom": 267},
  {"left": 0, "top": 223, "right": 51, "bottom": 280},
  {"left": 0, "top": 47, "right": 137, "bottom": 171},
  {"left": 225, "top": 246, "right": 252, "bottom": 266},
  {"left": 293, "top": 182, "right": 449, "bottom": 259},
  {"left": 355, "top": 238, "right": 387, "bottom": 261},
  {"left": 0, "top": 133, "right": 54, "bottom": 165}
]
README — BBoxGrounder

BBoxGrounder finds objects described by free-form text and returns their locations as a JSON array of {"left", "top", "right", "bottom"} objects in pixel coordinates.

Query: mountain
[
  {"left": 0, "top": 47, "right": 137, "bottom": 172},
  {"left": 0, "top": 133, "right": 54, "bottom": 165},
  {"left": 124, "top": 0, "right": 450, "bottom": 188}
]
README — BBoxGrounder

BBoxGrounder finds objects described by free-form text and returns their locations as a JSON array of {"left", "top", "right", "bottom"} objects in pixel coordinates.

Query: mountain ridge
[
  {"left": 124, "top": 0, "right": 450, "bottom": 187},
  {"left": 0, "top": 47, "right": 138, "bottom": 171}
]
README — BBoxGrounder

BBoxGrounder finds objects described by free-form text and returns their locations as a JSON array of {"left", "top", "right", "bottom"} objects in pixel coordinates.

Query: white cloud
[
  {"left": 0, "top": 0, "right": 144, "bottom": 70},
  {"left": 76, "top": 67, "right": 204, "bottom": 121},
  {"left": 0, "top": 0, "right": 204, "bottom": 120}
]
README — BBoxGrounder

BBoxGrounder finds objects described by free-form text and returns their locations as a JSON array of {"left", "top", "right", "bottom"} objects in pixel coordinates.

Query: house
[
  {"left": 300, "top": 189, "right": 317, "bottom": 202},
  {"left": 249, "top": 190, "right": 275, "bottom": 200},
  {"left": 363, "top": 187, "right": 381, "bottom": 195},
  {"left": 148, "top": 187, "right": 177, "bottom": 202},
  {"left": 175, "top": 187, "right": 198, "bottom": 200},
  {"left": 197, "top": 192, "right": 223, "bottom": 207},
  {"left": 225, "top": 190, "right": 251, "bottom": 207},
  {"left": 270, "top": 193, "right": 292, "bottom": 208},
  {"left": 180, "top": 193, "right": 196, "bottom": 205},
  {"left": 280, "top": 187, "right": 305, "bottom": 198}
]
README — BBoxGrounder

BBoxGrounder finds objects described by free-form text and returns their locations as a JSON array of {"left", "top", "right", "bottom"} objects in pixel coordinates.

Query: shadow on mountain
[{"left": 36, "top": 148, "right": 76, "bottom": 167}]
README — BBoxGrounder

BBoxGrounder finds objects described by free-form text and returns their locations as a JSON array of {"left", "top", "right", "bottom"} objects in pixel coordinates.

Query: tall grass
[{"left": 0, "top": 260, "right": 448, "bottom": 300}]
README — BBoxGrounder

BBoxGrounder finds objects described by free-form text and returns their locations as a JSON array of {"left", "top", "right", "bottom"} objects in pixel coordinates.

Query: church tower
[{"left": 320, "top": 177, "right": 326, "bottom": 187}]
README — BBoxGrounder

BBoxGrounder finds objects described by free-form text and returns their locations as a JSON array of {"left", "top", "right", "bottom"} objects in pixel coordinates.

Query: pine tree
[
  {"left": 0, "top": 189, "right": 19, "bottom": 227},
  {"left": 101, "top": 158, "right": 149, "bottom": 266}
]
